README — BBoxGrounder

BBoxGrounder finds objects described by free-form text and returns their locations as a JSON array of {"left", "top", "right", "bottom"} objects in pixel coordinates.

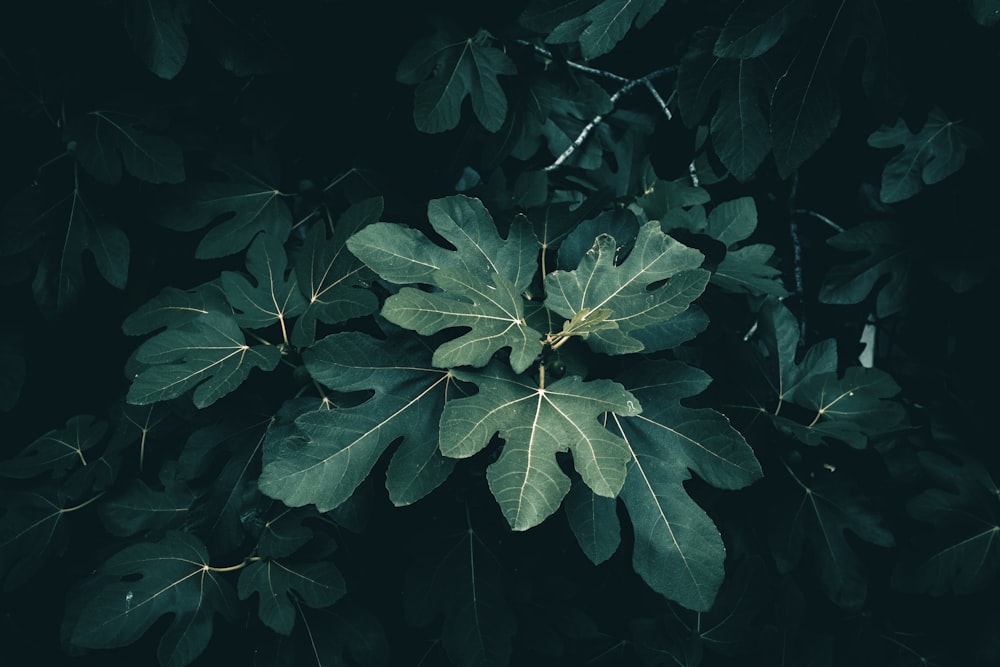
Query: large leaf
[
  {"left": 868, "top": 107, "right": 982, "bottom": 203},
  {"left": 125, "top": 0, "right": 190, "bottom": 79},
  {"left": 818, "top": 220, "right": 909, "bottom": 317},
  {"left": 157, "top": 156, "right": 291, "bottom": 259},
  {"left": 397, "top": 24, "right": 516, "bottom": 133},
  {"left": 544, "top": 220, "right": 708, "bottom": 355},
  {"left": 238, "top": 559, "right": 346, "bottom": 635},
  {"left": 221, "top": 232, "right": 306, "bottom": 338},
  {"left": 69, "top": 532, "right": 238, "bottom": 667},
  {"left": 0, "top": 490, "right": 89, "bottom": 590},
  {"left": 127, "top": 311, "right": 281, "bottom": 407},
  {"left": 290, "top": 198, "right": 381, "bottom": 347},
  {"left": 259, "top": 331, "right": 456, "bottom": 511},
  {"left": 770, "top": 462, "right": 894, "bottom": 609},
  {"left": 893, "top": 450, "right": 1000, "bottom": 595},
  {"left": 348, "top": 195, "right": 538, "bottom": 292},
  {"left": 613, "top": 361, "right": 761, "bottom": 611},
  {"left": 405, "top": 513, "right": 517, "bottom": 667},
  {"left": 546, "top": 0, "right": 667, "bottom": 60},
  {"left": 440, "top": 362, "right": 641, "bottom": 530},
  {"left": 382, "top": 268, "right": 544, "bottom": 373},
  {"left": 68, "top": 110, "right": 185, "bottom": 185}
]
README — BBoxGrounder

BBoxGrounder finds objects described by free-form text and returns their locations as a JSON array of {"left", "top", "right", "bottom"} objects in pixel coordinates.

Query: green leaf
[
  {"left": 127, "top": 311, "right": 281, "bottom": 407},
  {"left": 868, "top": 107, "right": 982, "bottom": 204},
  {"left": 0, "top": 415, "right": 106, "bottom": 480},
  {"left": 545, "top": 220, "right": 708, "bottom": 355},
  {"left": 122, "top": 282, "right": 230, "bottom": 336},
  {"left": 613, "top": 361, "right": 761, "bottom": 610},
  {"left": 397, "top": 24, "right": 516, "bottom": 133},
  {"left": 158, "top": 157, "right": 291, "bottom": 259},
  {"left": 69, "top": 110, "right": 185, "bottom": 185},
  {"left": 441, "top": 362, "right": 641, "bottom": 530},
  {"left": 69, "top": 532, "right": 238, "bottom": 667},
  {"left": 238, "top": 559, "right": 346, "bottom": 635},
  {"left": 0, "top": 490, "right": 78, "bottom": 590},
  {"left": 564, "top": 474, "right": 621, "bottom": 565},
  {"left": 714, "top": 0, "right": 810, "bottom": 58},
  {"left": 126, "top": 0, "right": 190, "bottom": 79},
  {"left": 546, "top": 0, "right": 667, "bottom": 60},
  {"left": 290, "top": 198, "right": 381, "bottom": 347},
  {"left": 405, "top": 514, "right": 517, "bottom": 667},
  {"left": 348, "top": 195, "right": 537, "bottom": 292},
  {"left": 259, "top": 331, "right": 456, "bottom": 511},
  {"left": 770, "top": 463, "right": 894, "bottom": 609},
  {"left": 382, "top": 269, "right": 544, "bottom": 373},
  {"left": 707, "top": 197, "right": 787, "bottom": 296},
  {"left": 221, "top": 232, "right": 306, "bottom": 336},
  {"left": 893, "top": 450, "right": 1000, "bottom": 595},
  {"left": 98, "top": 464, "right": 195, "bottom": 537}
]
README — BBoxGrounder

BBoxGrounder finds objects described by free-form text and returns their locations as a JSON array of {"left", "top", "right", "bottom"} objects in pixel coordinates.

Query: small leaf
[
  {"left": 127, "top": 311, "right": 281, "bottom": 407},
  {"left": 238, "top": 559, "right": 346, "bottom": 635},
  {"left": 397, "top": 24, "right": 516, "bottom": 133},
  {"left": 221, "top": 232, "right": 306, "bottom": 337},
  {"left": 564, "top": 475, "right": 621, "bottom": 565},
  {"left": 545, "top": 220, "right": 708, "bottom": 355},
  {"left": 69, "top": 532, "right": 238, "bottom": 667},
  {"left": 441, "top": 362, "right": 641, "bottom": 531},
  {"left": 126, "top": 0, "right": 190, "bottom": 79},
  {"left": 546, "top": 0, "right": 667, "bottom": 60},
  {"left": 868, "top": 107, "right": 982, "bottom": 203}
]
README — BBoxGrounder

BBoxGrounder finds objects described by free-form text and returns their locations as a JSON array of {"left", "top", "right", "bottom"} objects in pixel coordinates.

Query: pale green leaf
[
  {"left": 546, "top": 0, "right": 667, "bottom": 60},
  {"left": 441, "top": 363, "right": 641, "bottom": 530},
  {"left": 221, "top": 232, "right": 306, "bottom": 334},
  {"left": 126, "top": 0, "right": 190, "bottom": 79},
  {"left": 238, "top": 559, "right": 346, "bottom": 635},
  {"left": 868, "top": 107, "right": 982, "bottom": 203},
  {"left": 545, "top": 220, "right": 708, "bottom": 355},
  {"left": 127, "top": 311, "right": 281, "bottom": 408},
  {"left": 69, "top": 532, "right": 237, "bottom": 667},
  {"left": 382, "top": 269, "right": 543, "bottom": 373}
]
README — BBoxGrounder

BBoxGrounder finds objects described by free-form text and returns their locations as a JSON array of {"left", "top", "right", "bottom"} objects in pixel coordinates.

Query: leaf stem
[
  {"left": 207, "top": 555, "right": 260, "bottom": 573},
  {"left": 60, "top": 491, "right": 107, "bottom": 514}
]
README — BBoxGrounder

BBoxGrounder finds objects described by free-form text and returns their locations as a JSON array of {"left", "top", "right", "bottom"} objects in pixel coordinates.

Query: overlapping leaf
[
  {"left": 545, "top": 0, "right": 667, "bottom": 60},
  {"left": 127, "top": 311, "right": 281, "bottom": 407},
  {"left": 545, "top": 220, "right": 708, "bottom": 355},
  {"left": 770, "top": 463, "right": 894, "bottom": 608},
  {"left": 69, "top": 531, "right": 238, "bottom": 667},
  {"left": 290, "top": 198, "right": 381, "bottom": 347},
  {"left": 441, "top": 362, "right": 641, "bottom": 530},
  {"left": 397, "top": 24, "right": 515, "bottom": 133},
  {"left": 819, "top": 220, "right": 909, "bottom": 317},
  {"left": 565, "top": 473, "right": 621, "bottom": 565},
  {"left": 259, "top": 331, "right": 456, "bottom": 511},
  {"left": 98, "top": 464, "right": 195, "bottom": 537},
  {"left": 893, "top": 450, "right": 1000, "bottom": 595},
  {"left": 238, "top": 559, "right": 346, "bottom": 635},
  {"left": 704, "top": 197, "right": 787, "bottom": 297},
  {"left": 157, "top": 156, "right": 291, "bottom": 258},
  {"left": 868, "top": 107, "right": 982, "bottom": 203},
  {"left": 126, "top": 0, "right": 191, "bottom": 79},
  {"left": 123, "top": 282, "right": 229, "bottom": 336},
  {"left": 613, "top": 361, "right": 761, "bottom": 611},
  {"left": 221, "top": 232, "right": 305, "bottom": 337}
]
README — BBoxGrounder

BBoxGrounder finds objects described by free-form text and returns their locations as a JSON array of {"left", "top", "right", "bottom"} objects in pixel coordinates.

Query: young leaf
[
  {"left": 259, "top": 331, "right": 456, "bottom": 511},
  {"left": 0, "top": 415, "right": 107, "bottom": 480},
  {"left": 613, "top": 361, "right": 761, "bottom": 611},
  {"left": 158, "top": 157, "right": 291, "bottom": 259},
  {"left": 441, "top": 362, "right": 641, "bottom": 531},
  {"left": 544, "top": 220, "right": 708, "bottom": 355},
  {"left": 127, "top": 311, "right": 281, "bottom": 408},
  {"left": 397, "top": 24, "right": 516, "bottom": 133},
  {"left": 770, "top": 463, "right": 894, "bottom": 609},
  {"left": 545, "top": 0, "right": 667, "bottom": 60},
  {"left": 348, "top": 195, "right": 538, "bottom": 292},
  {"left": 69, "top": 531, "right": 238, "bottom": 667},
  {"left": 382, "top": 268, "right": 544, "bottom": 373},
  {"left": 290, "top": 198, "right": 381, "bottom": 347},
  {"left": 125, "top": 0, "right": 190, "bottom": 80},
  {"left": 405, "top": 514, "right": 517, "bottom": 667},
  {"left": 238, "top": 559, "right": 346, "bottom": 635},
  {"left": 68, "top": 110, "right": 185, "bottom": 185},
  {"left": 868, "top": 107, "right": 982, "bottom": 204},
  {"left": 221, "top": 232, "right": 305, "bottom": 340},
  {"left": 893, "top": 450, "right": 1000, "bottom": 595}
]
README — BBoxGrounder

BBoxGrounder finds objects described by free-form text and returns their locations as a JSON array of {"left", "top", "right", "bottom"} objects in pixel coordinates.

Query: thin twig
[
  {"left": 794, "top": 208, "right": 845, "bottom": 233},
  {"left": 514, "top": 39, "right": 629, "bottom": 82},
  {"left": 787, "top": 173, "right": 806, "bottom": 344}
]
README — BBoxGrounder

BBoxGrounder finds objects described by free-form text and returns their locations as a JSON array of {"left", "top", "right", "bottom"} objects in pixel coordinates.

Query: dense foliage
[{"left": 1, "top": 1, "right": 998, "bottom": 665}]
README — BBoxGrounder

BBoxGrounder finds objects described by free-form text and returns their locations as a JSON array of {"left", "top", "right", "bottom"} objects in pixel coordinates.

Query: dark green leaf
[
  {"left": 68, "top": 532, "right": 238, "bottom": 667},
  {"left": 122, "top": 282, "right": 230, "bottom": 336},
  {"left": 126, "top": 0, "right": 190, "bottom": 79},
  {"left": 127, "top": 311, "right": 281, "bottom": 407},
  {"left": 519, "top": 0, "right": 602, "bottom": 33},
  {"left": 98, "top": 464, "right": 195, "bottom": 537},
  {"left": 221, "top": 232, "right": 306, "bottom": 335},
  {"left": 0, "top": 415, "right": 106, "bottom": 479},
  {"left": 819, "top": 221, "right": 908, "bottom": 317},
  {"left": 69, "top": 111, "right": 185, "bottom": 185},
  {"left": 707, "top": 197, "right": 787, "bottom": 296},
  {"left": 441, "top": 362, "right": 641, "bottom": 530},
  {"left": 714, "top": 0, "right": 810, "bottom": 58},
  {"left": 868, "top": 107, "right": 982, "bottom": 203},
  {"left": 259, "top": 331, "right": 456, "bottom": 511},
  {"left": 565, "top": 474, "right": 621, "bottom": 565},
  {"left": 238, "top": 559, "right": 346, "bottom": 635},
  {"left": 0, "top": 490, "right": 79, "bottom": 590},
  {"left": 546, "top": 0, "right": 667, "bottom": 60}
]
